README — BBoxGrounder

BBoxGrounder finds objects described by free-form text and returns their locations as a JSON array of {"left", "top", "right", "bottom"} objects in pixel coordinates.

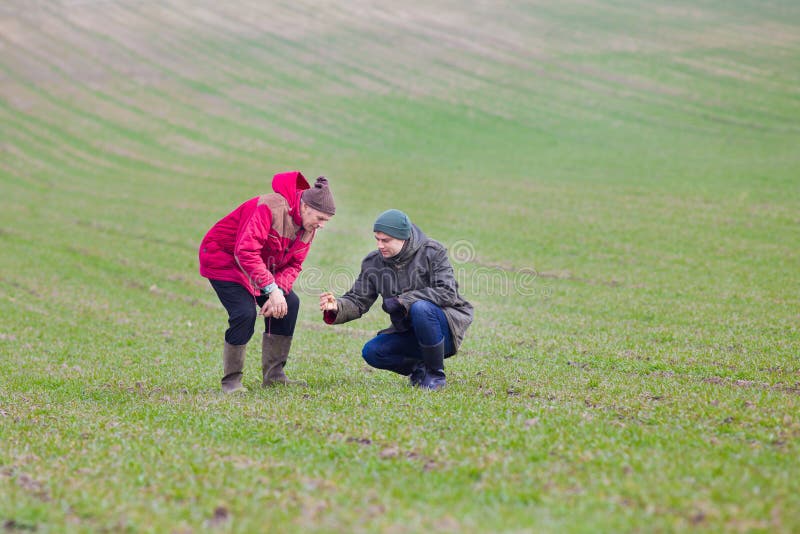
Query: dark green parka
[{"left": 326, "top": 225, "right": 473, "bottom": 351}]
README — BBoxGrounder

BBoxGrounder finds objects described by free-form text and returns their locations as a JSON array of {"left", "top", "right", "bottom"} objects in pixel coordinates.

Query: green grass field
[{"left": 2, "top": 1, "right": 799, "bottom": 532}]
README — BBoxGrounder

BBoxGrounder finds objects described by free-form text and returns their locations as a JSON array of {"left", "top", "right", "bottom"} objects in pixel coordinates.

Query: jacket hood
[
  {"left": 272, "top": 171, "right": 310, "bottom": 224},
  {"left": 385, "top": 224, "right": 427, "bottom": 265}
]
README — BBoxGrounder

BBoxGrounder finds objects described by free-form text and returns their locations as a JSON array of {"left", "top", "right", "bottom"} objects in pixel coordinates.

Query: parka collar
[{"left": 384, "top": 224, "right": 427, "bottom": 266}]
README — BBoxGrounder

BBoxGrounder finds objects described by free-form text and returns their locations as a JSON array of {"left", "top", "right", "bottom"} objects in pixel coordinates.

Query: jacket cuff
[
  {"left": 332, "top": 298, "right": 360, "bottom": 324},
  {"left": 260, "top": 282, "right": 278, "bottom": 295},
  {"left": 396, "top": 295, "right": 409, "bottom": 312},
  {"left": 323, "top": 310, "right": 337, "bottom": 324}
]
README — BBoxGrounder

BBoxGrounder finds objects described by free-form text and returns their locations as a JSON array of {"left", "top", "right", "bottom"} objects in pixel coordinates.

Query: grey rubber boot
[
  {"left": 418, "top": 340, "right": 446, "bottom": 390},
  {"left": 221, "top": 342, "right": 248, "bottom": 394},
  {"left": 262, "top": 333, "right": 307, "bottom": 387}
]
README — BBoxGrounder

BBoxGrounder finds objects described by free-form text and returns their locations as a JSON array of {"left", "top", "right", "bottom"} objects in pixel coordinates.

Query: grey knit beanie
[
  {"left": 373, "top": 209, "right": 411, "bottom": 239},
  {"left": 302, "top": 176, "right": 336, "bottom": 215}
]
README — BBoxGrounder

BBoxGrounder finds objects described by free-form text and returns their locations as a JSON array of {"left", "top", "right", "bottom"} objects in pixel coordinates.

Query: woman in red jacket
[{"left": 199, "top": 171, "right": 335, "bottom": 393}]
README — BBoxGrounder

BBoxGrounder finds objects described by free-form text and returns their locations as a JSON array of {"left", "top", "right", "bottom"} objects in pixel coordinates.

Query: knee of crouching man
[
  {"left": 361, "top": 340, "right": 382, "bottom": 368},
  {"left": 409, "top": 299, "right": 436, "bottom": 319}
]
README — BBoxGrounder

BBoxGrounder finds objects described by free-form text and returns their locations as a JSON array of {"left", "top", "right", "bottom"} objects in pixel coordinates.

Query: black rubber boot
[
  {"left": 418, "top": 340, "right": 446, "bottom": 390},
  {"left": 408, "top": 361, "right": 426, "bottom": 386}
]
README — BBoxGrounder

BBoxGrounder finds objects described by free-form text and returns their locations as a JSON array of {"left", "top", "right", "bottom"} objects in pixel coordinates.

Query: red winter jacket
[{"left": 199, "top": 171, "right": 315, "bottom": 296}]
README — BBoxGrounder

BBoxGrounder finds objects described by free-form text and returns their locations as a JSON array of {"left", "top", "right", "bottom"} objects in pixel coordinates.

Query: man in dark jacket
[{"left": 319, "top": 209, "right": 473, "bottom": 390}]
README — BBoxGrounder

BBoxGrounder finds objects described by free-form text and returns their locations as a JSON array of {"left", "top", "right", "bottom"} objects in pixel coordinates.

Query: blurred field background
[{"left": 1, "top": 1, "right": 799, "bottom": 532}]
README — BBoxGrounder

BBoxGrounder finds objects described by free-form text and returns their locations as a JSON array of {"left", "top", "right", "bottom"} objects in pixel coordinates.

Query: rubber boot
[
  {"left": 418, "top": 340, "right": 446, "bottom": 390},
  {"left": 262, "top": 333, "right": 307, "bottom": 387},
  {"left": 221, "top": 342, "right": 247, "bottom": 394},
  {"left": 408, "top": 361, "right": 426, "bottom": 386}
]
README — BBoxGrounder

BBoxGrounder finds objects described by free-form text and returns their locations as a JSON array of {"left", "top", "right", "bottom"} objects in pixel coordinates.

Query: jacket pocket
[{"left": 200, "top": 241, "right": 230, "bottom": 269}]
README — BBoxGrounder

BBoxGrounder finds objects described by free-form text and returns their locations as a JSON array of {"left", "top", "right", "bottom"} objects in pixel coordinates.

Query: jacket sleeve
[
  {"left": 233, "top": 204, "right": 274, "bottom": 291},
  {"left": 398, "top": 245, "right": 461, "bottom": 309},
  {"left": 326, "top": 257, "right": 379, "bottom": 324},
  {"left": 274, "top": 232, "right": 312, "bottom": 293}
]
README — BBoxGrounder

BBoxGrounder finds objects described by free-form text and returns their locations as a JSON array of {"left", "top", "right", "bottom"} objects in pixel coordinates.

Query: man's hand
[
  {"left": 381, "top": 296, "right": 404, "bottom": 316},
  {"left": 261, "top": 289, "right": 288, "bottom": 318},
  {"left": 319, "top": 291, "right": 338, "bottom": 312}
]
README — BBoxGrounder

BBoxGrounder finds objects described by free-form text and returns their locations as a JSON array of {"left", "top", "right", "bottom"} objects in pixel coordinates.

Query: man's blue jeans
[{"left": 362, "top": 300, "right": 455, "bottom": 375}]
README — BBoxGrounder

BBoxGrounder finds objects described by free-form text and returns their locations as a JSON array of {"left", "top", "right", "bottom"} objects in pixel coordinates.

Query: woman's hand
[{"left": 261, "top": 289, "right": 288, "bottom": 318}]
